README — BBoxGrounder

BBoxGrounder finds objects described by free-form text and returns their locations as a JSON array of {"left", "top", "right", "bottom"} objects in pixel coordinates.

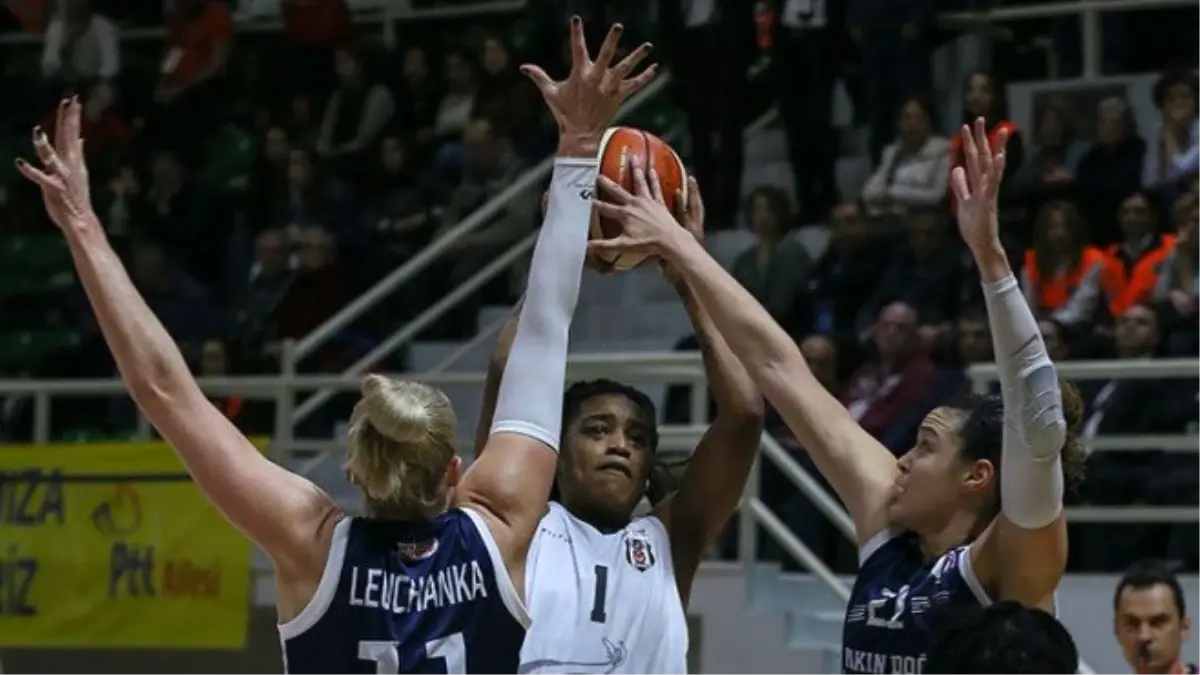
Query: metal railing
[{"left": 939, "top": 0, "right": 1196, "bottom": 78}]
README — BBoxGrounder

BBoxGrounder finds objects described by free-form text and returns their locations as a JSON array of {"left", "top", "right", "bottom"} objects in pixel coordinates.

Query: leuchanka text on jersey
[{"left": 347, "top": 560, "right": 488, "bottom": 615}]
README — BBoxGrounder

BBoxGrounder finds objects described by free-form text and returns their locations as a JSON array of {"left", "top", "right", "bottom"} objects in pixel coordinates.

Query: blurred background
[{"left": 0, "top": 0, "right": 1196, "bottom": 672}]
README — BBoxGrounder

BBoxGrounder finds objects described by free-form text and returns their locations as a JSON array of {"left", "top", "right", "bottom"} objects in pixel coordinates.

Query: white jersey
[{"left": 518, "top": 502, "right": 689, "bottom": 674}]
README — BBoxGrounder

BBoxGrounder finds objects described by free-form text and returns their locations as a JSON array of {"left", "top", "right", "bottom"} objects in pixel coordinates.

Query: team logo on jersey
[
  {"left": 396, "top": 538, "right": 439, "bottom": 562},
  {"left": 624, "top": 533, "right": 656, "bottom": 572}
]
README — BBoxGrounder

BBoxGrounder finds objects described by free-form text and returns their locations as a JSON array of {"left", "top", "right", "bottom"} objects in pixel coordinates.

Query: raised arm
[
  {"left": 19, "top": 101, "right": 339, "bottom": 577},
  {"left": 953, "top": 120, "right": 1070, "bottom": 609},
  {"left": 642, "top": 175, "right": 764, "bottom": 594},
  {"left": 453, "top": 19, "right": 657, "bottom": 566},
  {"left": 592, "top": 162, "right": 898, "bottom": 545}
]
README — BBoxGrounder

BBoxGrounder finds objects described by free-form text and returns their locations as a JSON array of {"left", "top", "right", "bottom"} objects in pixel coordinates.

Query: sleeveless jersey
[
  {"left": 517, "top": 502, "right": 689, "bottom": 674},
  {"left": 279, "top": 508, "right": 528, "bottom": 674},
  {"left": 841, "top": 530, "right": 990, "bottom": 674}
]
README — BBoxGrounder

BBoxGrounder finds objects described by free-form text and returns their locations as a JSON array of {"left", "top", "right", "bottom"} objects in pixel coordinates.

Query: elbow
[
  {"left": 1027, "top": 416, "right": 1067, "bottom": 461},
  {"left": 124, "top": 357, "right": 192, "bottom": 414}
]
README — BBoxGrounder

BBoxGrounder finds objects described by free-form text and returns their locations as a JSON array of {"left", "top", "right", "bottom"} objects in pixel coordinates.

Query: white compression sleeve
[
  {"left": 981, "top": 274, "right": 1067, "bottom": 530},
  {"left": 489, "top": 157, "right": 598, "bottom": 450}
]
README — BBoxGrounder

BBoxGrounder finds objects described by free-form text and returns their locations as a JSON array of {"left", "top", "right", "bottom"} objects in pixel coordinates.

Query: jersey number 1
[
  {"left": 590, "top": 564, "right": 609, "bottom": 623},
  {"left": 358, "top": 633, "right": 465, "bottom": 674}
]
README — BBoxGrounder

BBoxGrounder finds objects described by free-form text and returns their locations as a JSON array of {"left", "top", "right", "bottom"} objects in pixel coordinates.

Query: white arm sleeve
[
  {"left": 489, "top": 158, "right": 598, "bottom": 450},
  {"left": 981, "top": 274, "right": 1067, "bottom": 530}
]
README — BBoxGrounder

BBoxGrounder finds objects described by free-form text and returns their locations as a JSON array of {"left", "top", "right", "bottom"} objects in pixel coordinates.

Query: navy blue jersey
[
  {"left": 279, "top": 508, "right": 528, "bottom": 674},
  {"left": 841, "top": 530, "right": 990, "bottom": 674}
]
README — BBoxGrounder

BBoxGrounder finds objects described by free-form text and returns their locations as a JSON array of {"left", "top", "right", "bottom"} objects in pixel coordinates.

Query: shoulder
[{"left": 925, "top": 136, "right": 952, "bottom": 154}]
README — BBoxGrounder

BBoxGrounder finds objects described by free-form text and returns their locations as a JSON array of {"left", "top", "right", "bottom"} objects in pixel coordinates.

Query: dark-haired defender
[
  {"left": 1114, "top": 559, "right": 1197, "bottom": 674},
  {"left": 587, "top": 120, "right": 1084, "bottom": 674},
  {"left": 926, "top": 601, "right": 1079, "bottom": 674},
  {"left": 478, "top": 177, "right": 764, "bottom": 673}
]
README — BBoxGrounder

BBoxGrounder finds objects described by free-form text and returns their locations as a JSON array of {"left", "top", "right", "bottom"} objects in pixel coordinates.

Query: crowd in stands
[{"left": 0, "top": 0, "right": 1196, "bottom": 576}]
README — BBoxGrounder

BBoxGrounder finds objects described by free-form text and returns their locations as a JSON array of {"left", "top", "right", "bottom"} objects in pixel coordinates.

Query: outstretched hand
[
  {"left": 16, "top": 97, "right": 96, "bottom": 234},
  {"left": 521, "top": 17, "right": 656, "bottom": 146},
  {"left": 589, "top": 155, "right": 691, "bottom": 262},
  {"left": 951, "top": 117, "right": 1008, "bottom": 254}
]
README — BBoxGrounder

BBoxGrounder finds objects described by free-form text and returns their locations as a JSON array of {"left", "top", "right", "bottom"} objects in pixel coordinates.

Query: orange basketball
[{"left": 591, "top": 126, "right": 687, "bottom": 271}]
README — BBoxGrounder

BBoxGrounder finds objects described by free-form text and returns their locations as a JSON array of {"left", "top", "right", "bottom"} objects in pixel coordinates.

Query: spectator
[
  {"left": 317, "top": 47, "right": 395, "bottom": 178},
  {"left": 1106, "top": 190, "right": 1175, "bottom": 284},
  {"left": 473, "top": 33, "right": 544, "bottom": 160},
  {"left": 40, "top": 0, "right": 119, "bottom": 92},
  {"left": 151, "top": 0, "right": 233, "bottom": 156},
  {"left": 129, "top": 239, "right": 221, "bottom": 349},
  {"left": 432, "top": 118, "right": 535, "bottom": 337},
  {"left": 433, "top": 50, "right": 479, "bottom": 150},
  {"left": 1143, "top": 69, "right": 1200, "bottom": 192},
  {"left": 1021, "top": 200, "right": 1125, "bottom": 328},
  {"left": 806, "top": 200, "right": 890, "bottom": 348},
  {"left": 840, "top": 301, "right": 936, "bottom": 448},
  {"left": 1124, "top": 192, "right": 1199, "bottom": 351},
  {"left": 730, "top": 187, "right": 812, "bottom": 336},
  {"left": 861, "top": 95, "right": 950, "bottom": 215},
  {"left": 1076, "top": 97, "right": 1147, "bottom": 241},
  {"left": 365, "top": 134, "right": 435, "bottom": 261},
  {"left": 247, "top": 126, "right": 293, "bottom": 231},
  {"left": 859, "top": 208, "right": 960, "bottom": 346},
  {"left": 950, "top": 70, "right": 1024, "bottom": 204},
  {"left": 267, "top": 225, "right": 351, "bottom": 367},
  {"left": 1038, "top": 317, "right": 1073, "bottom": 362},
  {"left": 98, "top": 163, "right": 147, "bottom": 243},
  {"left": 143, "top": 148, "right": 227, "bottom": 292},
  {"left": 391, "top": 45, "right": 442, "bottom": 160},
  {"left": 269, "top": 146, "right": 355, "bottom": 236},
  {"left": 229, "top": 228, "right": 296, "bottom": 371},
  {"left": 849, "top": 0, "right": 936, "bottom": 164},
  {"left": 771, "top": 0, "right": 839, "bottom": 224},
  {"left": 1010, "top": 97, "right": 1091, "bottom": 200}
]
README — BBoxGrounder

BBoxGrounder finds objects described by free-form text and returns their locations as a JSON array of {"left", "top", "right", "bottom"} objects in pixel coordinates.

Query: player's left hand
[
  {"left": 951, "top": 117, "right": 1007, "bottom": 255},
  {"left": 590, "top": 155, "right": 690, "bottom": 261},
  {"left": 16, "top": 97, "right": 97, "bottom": 234}
]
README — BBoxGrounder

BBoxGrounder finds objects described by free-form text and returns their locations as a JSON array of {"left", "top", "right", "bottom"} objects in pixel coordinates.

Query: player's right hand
[
  {"left": 16, "top": 97, "right": 96, "bottom": 234},
  {"left": 590, "top": 156, "right": 689, "bottom": 261},
  {"left": 520, "top": 17, "right": 656, "bottom": 147}
]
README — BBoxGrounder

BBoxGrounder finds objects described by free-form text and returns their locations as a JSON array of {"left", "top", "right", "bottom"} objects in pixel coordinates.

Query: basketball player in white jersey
[{"left": 474, "top": 177, "right": 763, "bottom": 673}]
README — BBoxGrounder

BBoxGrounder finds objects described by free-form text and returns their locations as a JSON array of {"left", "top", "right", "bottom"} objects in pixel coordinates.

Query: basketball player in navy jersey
[
  {"left": 474, "top": 175, "right": 764, "bottom": 672},
  {"left": 18, "top": 23, "right": 654, "bottom": 673},
  {"left": 590, "top": 119, "right": 1089, "bottom": 674}
]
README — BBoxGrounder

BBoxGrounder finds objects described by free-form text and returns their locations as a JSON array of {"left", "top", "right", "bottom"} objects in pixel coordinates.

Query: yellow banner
[{"left": 0, "top": 440, "right": 262, "bottom": 648}]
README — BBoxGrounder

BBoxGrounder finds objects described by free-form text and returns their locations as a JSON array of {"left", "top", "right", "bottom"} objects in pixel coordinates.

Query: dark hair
[
  {"left": 744, "top": 186, "right": 794, "bottom": 233},
  {"left": 897, "top": 94, "right": 941, "bottom": 132},
  {"left": 1034, "top": 96, "right": 1078, "bottom": 147},
  {"left": 1114, "top": 559, "right": 1188, "bottom": 618},
  {"left": 562, "top": 379, "right": 660, "bottom": 453},
  {"left": 926, "top": 600, "right": 1079, "bottom": 674},
  {"left": 962, "top": 69, "right": 1010, "bottom": 126},
  {"left": 1032, "top": 200, "right": 1089, "bottom": 280},
  {"left": 1153, "top": 68, "right": 1199, "bottom": 111},
  {"left": 951, "top": 377, "right": 1087, "bottom": 525}
]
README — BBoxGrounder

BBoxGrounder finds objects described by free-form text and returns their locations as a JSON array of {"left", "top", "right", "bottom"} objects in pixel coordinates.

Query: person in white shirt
[
  {"left": 41, "top": 0, "right": 120, "bottom": 85},
  {"left": 862, "top": 95, "right": 951, "bottom": 215}
]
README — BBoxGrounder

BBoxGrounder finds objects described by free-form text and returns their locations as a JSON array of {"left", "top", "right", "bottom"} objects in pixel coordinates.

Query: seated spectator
[
  {"left": 1038, "top": 317, "right": 1074, "bottom": 362},
  {"left": 1107, "top": 190, "right": 1175, "bottom": 284},
  {"left": 433, "top": 50, "right": 479, "bottom": 153},
  {"left": 859, "top": 208, "right": 960, "bottom": 348},
  {"left": 266, "top": 225, "right": 351, "bottom": 368},
  {"left": 268, "top": 146, "right": 355, "bottom": 237},
  {"left": 806, "top": 201, "right": 890, "bottom": 350},
  {"left": 861, "top": 96, "right": 950, "bottom": 215},
  {"left": 150, "top": 0, "right": 233, "bottom": 158},
  {"left": 1142, "top": 192, "right": 1200, "bottom": 345},
  {"left": 144, "top": 148, "right": 228, "bottom": 293},
  {"left": 98, "top": 163, "right": 147, "bottom": 244},
  {"left": 473, "top": 33, "right": 545, "bottom": 160},
  {"left": 365, "top": 134, "right": 436, "bottom": 261},
  {"left": 1010, "top": 97, "right": 1091, "bottom": 200},
  {"left": 730, "top": 187, "right": 812, "bottom": 336},
  {"left": 317, "top": 47, "right": 395, "bottom": 180},
  {"left": 950, "top": 70, "right": 1024, "bottom": 207},
  {"left": 1021, "top": 200, "right": 1125, "bottom": 329},
  {"left": 246, "top": 126, "right": 293, "bottom": 231},
  {"left": 129, "top": 239, "right": 221, "bottom": 350},
  {"left": 391, "top": 45, "right": 442, "bottom": 161},
  {"left": 229, "top": 228, "right": 296, "bottom": 371},
  {"left": 431, "top": 118, "right": 535, "bottom": 337},
  {"left": 40, "top": 0, "right": 118, "bottom": 94},
  {"left": 1076, "top": 97, "right": 1147, "bottom": 242},
  {"left": 1143, "top": 69, "right": 1200, "bottom": 193},
  {"left": 840, "top": 301, "right": 936, "bottom": 450}
]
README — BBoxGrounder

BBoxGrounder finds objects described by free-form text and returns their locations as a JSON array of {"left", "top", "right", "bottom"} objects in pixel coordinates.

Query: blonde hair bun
[{"left": 360, "top": 374, "right": 431, "bottom": 445}]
